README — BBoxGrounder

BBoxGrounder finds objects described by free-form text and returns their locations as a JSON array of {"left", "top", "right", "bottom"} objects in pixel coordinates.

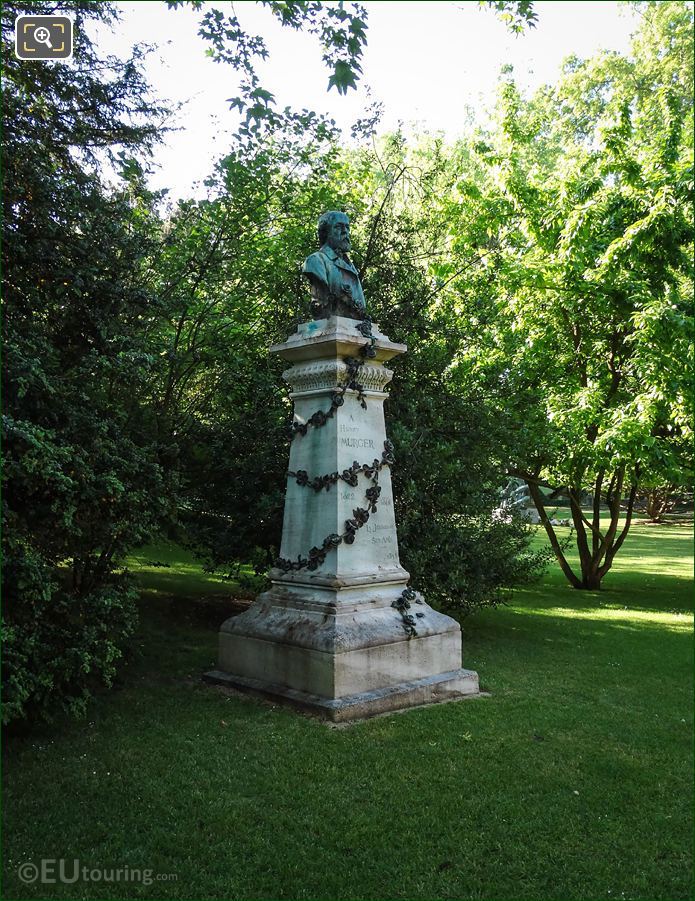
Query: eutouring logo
[
  {"left": 15, "top": 15, "right": 73, "bottom": 60},
  {"left": 18, "top": 859, "right": 177, "bottom": 887}
]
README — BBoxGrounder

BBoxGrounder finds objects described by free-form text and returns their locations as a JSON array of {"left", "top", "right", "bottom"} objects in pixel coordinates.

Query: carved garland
[{"left": 276, "top": 318, "right": 421, "bottom": 638}]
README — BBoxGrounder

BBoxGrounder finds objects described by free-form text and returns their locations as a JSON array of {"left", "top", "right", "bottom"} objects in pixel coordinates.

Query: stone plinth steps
[{"left": 205, "top": 316, "right": 481, "bottom": 720}]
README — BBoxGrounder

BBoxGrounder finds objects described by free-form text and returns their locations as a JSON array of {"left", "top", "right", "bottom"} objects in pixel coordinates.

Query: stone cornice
[{"left": 283, "top": 359, "right": 394, "bottom": 395}]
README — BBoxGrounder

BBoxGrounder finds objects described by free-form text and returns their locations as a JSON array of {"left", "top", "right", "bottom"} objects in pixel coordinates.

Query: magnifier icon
[{"left": 34, "top": 25, "right": 53, "bottom": 49}]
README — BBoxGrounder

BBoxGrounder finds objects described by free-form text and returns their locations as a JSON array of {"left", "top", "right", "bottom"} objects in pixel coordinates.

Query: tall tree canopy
[
  {"left": 1, "top": 0, "right": 369, "bottom": 724},
  {"left": 438, "top": 0, "right": 693, "bottom": 588},
  {"left": 2, "top": 0, "right": 172, "bottom": 723}
]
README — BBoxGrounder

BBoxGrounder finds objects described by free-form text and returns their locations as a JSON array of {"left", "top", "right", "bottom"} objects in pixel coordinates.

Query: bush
[
  {"left": 2, "top": 539, "right": 137, "bottom": 725},
  {"left": 2, "top": 1, "right": 169, "bottom": 725},
  {"left": 398, "top": 511, "right": 549, "bottom": 615}
]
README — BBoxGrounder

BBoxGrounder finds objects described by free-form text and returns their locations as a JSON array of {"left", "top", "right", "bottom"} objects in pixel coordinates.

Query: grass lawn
[
  {"left": 123, "top": 540, "right": 257, "bottom": 603},
  {"left": 3, "top": 524, "right": 693, "bottom": 900}
]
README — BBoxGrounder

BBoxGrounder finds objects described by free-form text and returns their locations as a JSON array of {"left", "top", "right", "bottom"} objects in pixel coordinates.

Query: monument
[{"left": 206, "top": 211, "right": 480, "bottom": 720}]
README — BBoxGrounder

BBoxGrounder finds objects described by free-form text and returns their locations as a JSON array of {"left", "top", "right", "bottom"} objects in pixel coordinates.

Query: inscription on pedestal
[
  {"left": 366, "top": 522, "right": 392, "bottom": 533},
  {"left": 340, "top": 436, "right": 376, "bottom": 449}
]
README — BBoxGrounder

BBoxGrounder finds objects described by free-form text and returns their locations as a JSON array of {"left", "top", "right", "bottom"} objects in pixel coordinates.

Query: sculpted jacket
[{"left": 302, "top": 244, "right": 366, "bottom": 311}]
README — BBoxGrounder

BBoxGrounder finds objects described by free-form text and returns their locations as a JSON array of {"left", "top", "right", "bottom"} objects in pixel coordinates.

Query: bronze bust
[{"left": 302, "top": 211, "right": 366, "bottom": 319}]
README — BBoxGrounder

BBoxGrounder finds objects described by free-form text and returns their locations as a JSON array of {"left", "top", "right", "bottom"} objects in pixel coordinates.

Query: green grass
[
  {"left": 123, "top": 540, "right": 251, "bottom": 601},
  {"left": 3, "top": 525, "right": 693, "bottom": 900}
]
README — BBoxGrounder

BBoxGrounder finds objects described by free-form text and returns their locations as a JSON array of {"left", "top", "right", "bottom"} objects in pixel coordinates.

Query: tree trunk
[
  {"left": 580, "top": 570, "right": 602, "bottom": 590},
  {"left": 526, "top": 480, "right": 582, "bottom": 589},
  {"left": 518, "top": 468, "right": 639, "bottom": 592},
  {"left": 645, "top": 488, "right": 668, "bottom": 522}
]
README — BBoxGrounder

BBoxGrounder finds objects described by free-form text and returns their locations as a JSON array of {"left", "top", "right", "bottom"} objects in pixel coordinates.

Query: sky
[{"left": 88, "top": 1, "right": 640, "bottom": 199}]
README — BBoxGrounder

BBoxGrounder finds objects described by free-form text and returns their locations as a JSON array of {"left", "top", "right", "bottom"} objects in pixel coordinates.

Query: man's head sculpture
[
  {"left": 302, "top": 211, "right": 367, "bottom": 320},
  {"left": 317, "top": 210, "right": 351, "bottom": 252}
]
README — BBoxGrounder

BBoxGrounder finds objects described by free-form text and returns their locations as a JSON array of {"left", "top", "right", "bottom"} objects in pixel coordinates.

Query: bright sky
[{"left": 89, "top": 1, "right": 639, "bottom": 199}]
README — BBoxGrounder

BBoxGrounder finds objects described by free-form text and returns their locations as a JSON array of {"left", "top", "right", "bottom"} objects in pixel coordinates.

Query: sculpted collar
[{"left": 320, "top": 244, "right": 355, "bottom": 267}]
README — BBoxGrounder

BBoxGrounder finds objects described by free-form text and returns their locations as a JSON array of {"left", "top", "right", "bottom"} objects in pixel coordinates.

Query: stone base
[
  {"left": 207, "top": 582, "right": 481, "bottom": 721},
  {"left": 204, "top": 668, "right": 481, "bottom": 722}
]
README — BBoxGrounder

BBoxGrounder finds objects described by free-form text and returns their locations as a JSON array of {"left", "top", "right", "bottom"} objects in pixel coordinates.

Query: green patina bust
[{"left": 302, "top": 211, "right": 367, "bottom": 319}]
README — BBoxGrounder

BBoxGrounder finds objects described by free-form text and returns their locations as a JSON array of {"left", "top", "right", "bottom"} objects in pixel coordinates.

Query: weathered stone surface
[
  {"left": 270, "top": 316, "right": 407, "bottom": 584},
  {"left": 218, "top": 586, "right": 466, "bottom": 696},
  {"left": 204, "top": 669, "right": 481, "bottom": 722},
  {"left": 209, "top": 312, "right": 481, "bottom": 719},
  {"left": 269, "top": 315, "right": 405, "bottom": 363}
]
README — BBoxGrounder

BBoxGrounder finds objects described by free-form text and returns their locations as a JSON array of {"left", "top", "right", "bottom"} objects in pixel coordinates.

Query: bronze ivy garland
[
  {"left": 391, "top": 586, "right": 425, "bottom": 638},
  {"left": 275, "top": 439, "right": 393, "bottom": 573},
  {"left": 277, "top": 318, "right": 422, "bottom": 637},
  {"left": 288, "top": 318, "right": 377, "bottom": 439}
]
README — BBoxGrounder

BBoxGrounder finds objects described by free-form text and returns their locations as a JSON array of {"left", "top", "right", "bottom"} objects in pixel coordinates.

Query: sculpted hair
[{"left": 318, "top": 210, "right": 347, "bottom": 246}]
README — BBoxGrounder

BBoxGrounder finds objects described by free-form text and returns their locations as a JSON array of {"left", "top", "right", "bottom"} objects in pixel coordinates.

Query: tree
[
  {"left": 2, "top": 0, "right": 370, "bottom": 725},
  {"left": 142, "top": 127, "right": 345, "bottom": 577},
  {"left": 167, "top": 0, "right": 368, "bottom": 119},
  {"left": 636, "top": 482, "right": 692, "bottom": 523},
  {"left": 440, "top": 1, "right": 693, "bottom": 589},
  {"left": 347, "top": 136, "right": 549, "bottom": 613},
  {"left": 2, "top": 1, "right": 174, "bottom": 723}
]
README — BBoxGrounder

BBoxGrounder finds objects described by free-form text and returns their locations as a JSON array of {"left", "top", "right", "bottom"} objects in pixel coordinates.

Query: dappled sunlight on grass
[
  {"left": 123, "top": 540, "right": 247, "bottom": 599},
  {"left": 610, "top": 556, "right": 692, "bottom": 579},
  {"left": 513, "top": 604, "right": 693, "bottom": 633},
  {"left": 520, "top": 523, "right": 694, "bottom": 618}
]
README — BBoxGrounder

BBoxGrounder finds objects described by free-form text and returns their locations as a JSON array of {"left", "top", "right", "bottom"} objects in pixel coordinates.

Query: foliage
[
  {"left": 5, "top": 0, "right": 693, "bottom": 727},
  {"left": 138, "top": 129, "right": 345, "bottom": 577},
  {"left": 480, "top": 0, "right": 538, "bottom": 33},
  {"left": 347, "top": 141, "right": 550, "bottom": 613},
  {"left": 167, "top": 0, "right": 368, "bottom": 139},
  {"left": 2, "top": 0, "right": 372, "bottom": 725},
  {"left": 153, "top": 129, "right": 548, "bottom": 615},
  {"left": 2, "top": 567, "right": 139, "bottom": 726},
  {"left": 438, "top": 0, "right": 694, "bottom": 588},
  {"left": 1, "top": 1, "right": 176, "bottom": 723}
]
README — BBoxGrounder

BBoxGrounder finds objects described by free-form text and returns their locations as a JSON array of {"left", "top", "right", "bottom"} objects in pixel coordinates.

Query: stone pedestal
[{"left": 206, "top": 316, "right": 480, "bottom": 720}]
